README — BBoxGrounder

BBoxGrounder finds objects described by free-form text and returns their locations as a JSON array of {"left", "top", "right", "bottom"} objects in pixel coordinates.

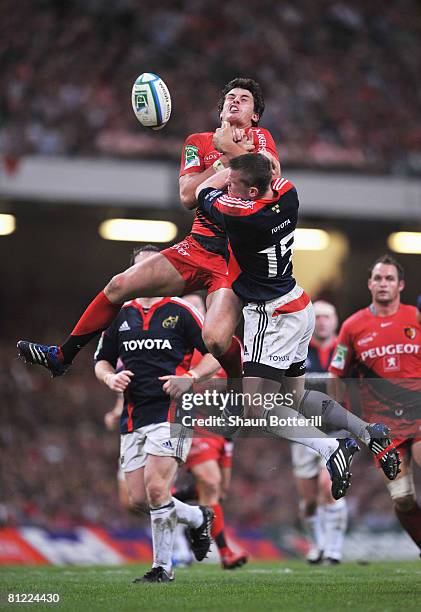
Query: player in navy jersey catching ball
[
  {"left": 192, "top": 152, "right": 400, "bottom": 500},
  {"left": 95, "top": 245, "right": 220, "bottom": 583},
  {"left": 17, "top": 78, "right": 279, "bottom": 387}
]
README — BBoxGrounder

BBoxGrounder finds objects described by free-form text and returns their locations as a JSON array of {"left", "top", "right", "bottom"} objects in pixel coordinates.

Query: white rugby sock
[
  {"left": 322, "top": 498, "right": 348, "bottom": 561},
  {"left": 172, "top": 497, "right": 203, "bottom": 528},
  {"left": 303, "top": 507, "right": 325, "bottom": 555},
  {"left": 150, "top": 501, "right": 177, "bottom": 573}
]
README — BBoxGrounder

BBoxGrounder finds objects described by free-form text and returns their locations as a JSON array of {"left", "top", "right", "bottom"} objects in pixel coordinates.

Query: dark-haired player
[
  {"left": 329, "top": 255, "right": 421, "bottom": 556},
  {"left": 18, "top": 78, "right": 278, "bottom": 388},
  {"left": 191, "top": 153, "right": 400, "bottom": 500},
  {"left": 95, "top": 245, "right": 219, "bottom": 583}
]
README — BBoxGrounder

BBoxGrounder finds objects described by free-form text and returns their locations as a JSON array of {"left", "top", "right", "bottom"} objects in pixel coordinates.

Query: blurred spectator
[{"left": 1, "top": 0, "right": 421, "bottom": 173}]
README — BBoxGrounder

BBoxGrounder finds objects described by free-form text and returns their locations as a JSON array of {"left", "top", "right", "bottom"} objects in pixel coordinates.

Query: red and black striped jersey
[
  {"left": 180, "top": 128, "right": 278, "bottom": 255},
  {"left": 197, "top": 178, "right": 298, "bottom": 302},
  {"left": 95, "top": 297, "right": 207, "bottom": 433}
]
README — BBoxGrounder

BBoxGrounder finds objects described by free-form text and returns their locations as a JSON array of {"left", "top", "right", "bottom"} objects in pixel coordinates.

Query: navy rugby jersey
[
  {"left": 95, "top": 297, "right": 207, "bottom": 433},
  {"left": 198, "top": 178, "right": 298, "bottom": 302}
]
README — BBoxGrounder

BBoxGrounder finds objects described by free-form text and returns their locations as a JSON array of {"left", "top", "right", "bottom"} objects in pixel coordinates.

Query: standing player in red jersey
[
  {"left": 329, "top": 255, "right": 421, "bottom": 556},
  {"left": 17, "top": 79, "right": 279, "bottom": 387}
]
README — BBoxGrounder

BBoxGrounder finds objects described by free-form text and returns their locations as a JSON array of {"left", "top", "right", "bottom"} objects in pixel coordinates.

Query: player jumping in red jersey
[
  {"left": 17, "top": 78, "right": 278, "bottom": 388},
  {"left": 329, "top": 255, "right": 421, "bottom": 556}
]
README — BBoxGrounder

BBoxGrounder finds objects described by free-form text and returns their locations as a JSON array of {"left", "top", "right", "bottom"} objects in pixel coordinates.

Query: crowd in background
[
  {"left": 0, "top": 345, "right": 406, "bottom": 534},
  {"left": 1, "top": 0, "right": 421, "bottom": 173}
]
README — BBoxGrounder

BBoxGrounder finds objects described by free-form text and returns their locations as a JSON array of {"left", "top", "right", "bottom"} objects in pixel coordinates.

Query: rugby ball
[{"left": 131, "top": 73, "right": 171, "bottom": 131}]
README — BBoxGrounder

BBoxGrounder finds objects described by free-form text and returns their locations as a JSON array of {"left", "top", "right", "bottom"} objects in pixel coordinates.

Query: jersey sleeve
[
  {"left": 179, "top": 305, "right": 209, "bottom": 355},
  {"left": 180, "top": 134, "right": 205, "bottom": 176},
  {"left": 253, "top": 128, "right": 279, "bottom": 160},
  {"left": 328, "top": 319, "right": 354, "bottom": 378},
  {"left": 197, "top": 187, "right": 226, "bottom": 227},
  {"left": 94, "top": 321, "right": 119, "bottom": 367}
]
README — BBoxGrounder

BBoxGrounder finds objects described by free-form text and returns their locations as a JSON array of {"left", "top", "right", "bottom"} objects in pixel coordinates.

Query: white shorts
[
  {"left": 291, "top": 442, "right": 324, "bottom": 479},
  {"left": 243, "top": 285, "right": 315, "bottom": 373},
  {"left": 120, "top": 422, "right": 192, "bottom": 473}
]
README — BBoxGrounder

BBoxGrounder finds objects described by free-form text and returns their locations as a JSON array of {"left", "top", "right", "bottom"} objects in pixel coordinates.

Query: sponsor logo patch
[
  {"left": 134, "top": 90, "right": 149, "bottom": 114},
  {"left": 384, "top": 355, "right": 400, "bottom": 372},
  {"left": 184, "top": 144, "right": 200, "bottom": 169},
  {"left": 404, "top": 326, "right": 417, "bottom": 340},
  {"left": 119, "top": 321, "right": 131, "bottom": 332},
  {"left": 331, "top": 344, "right": 348, "bottom": 370},
  {"left": 162, "top": 315, "right": 179, "bottom": 329}
]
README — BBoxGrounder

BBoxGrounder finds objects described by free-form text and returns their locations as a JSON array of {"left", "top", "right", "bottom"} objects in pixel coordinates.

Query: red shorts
[
  {"left": 161, "top": 234, "right": 231, "bottom": 294},
  {"left": 184, "top": 435, "right": 233, "bottom": 470}
]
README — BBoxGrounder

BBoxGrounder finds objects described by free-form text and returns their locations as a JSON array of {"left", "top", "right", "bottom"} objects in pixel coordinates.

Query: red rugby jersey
[
  {"left": 180, "top": 127, "right": 278, "bottom": 243},
  {"left": 329, "top": 303, "right": 421, "bottom": 435}
]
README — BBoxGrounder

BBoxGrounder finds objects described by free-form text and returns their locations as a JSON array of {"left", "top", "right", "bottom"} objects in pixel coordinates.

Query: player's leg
[
  {"left": 120, "top": 427, "right": 149, "bottom": 515},
  {"left": 117, "top": 465, "right": 142, "bottom": 514},
  {"left": 138, "top": 454, "right": 179, "bottom": 581},
  {"left": 291, "top": 443, "right": 325, "bottom": 563},
  {"left": 386, "top": 440, "right": 421, "bottom": 555},
  {"left": 241, "top": 298, "right": 359, "bottom": 499},
  {"left": 293, "top": 385, "right": 400, "bottom": 479},
  {"left": 124, "top": 468, "right": 148, "bottom": 514},
  {"left": 146, "top": 423, "right": 213, "bottom": 563},
  {"left": 318, "top": 468, "right": 347, "bottom": 564},
  {"left": 243, "top": 374, "right": 358, "bottom": 500},
  {"left": 203, "top": 288, "right": 244, "bottom": 379},
  {"left": 17, "top": 252, "right": 186, "bottom": 375}
]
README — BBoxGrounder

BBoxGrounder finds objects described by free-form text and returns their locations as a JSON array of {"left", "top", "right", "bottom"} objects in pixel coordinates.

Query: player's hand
[
  {"left": 237, "top": 131, "right": 255, "bottom": 152},
  {"left": 159, "top": 374, "right": 194, "bottom": 399},
  {"left": 259, "top": 150, "right": 281, "bottom": 178},
  {"left": 213, "top": 121, "right": 236, "bottom": 153},
  {"left": 105, "top": 370, "right": 134, "bottom": 392},
  {"left": 104, "top": 410, "right": 120, "bottom": 431}
]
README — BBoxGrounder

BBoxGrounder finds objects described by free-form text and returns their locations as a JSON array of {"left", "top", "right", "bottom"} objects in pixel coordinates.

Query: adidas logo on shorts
[{"left": 162, "top": 440, "right": 174, "bottom": 450}]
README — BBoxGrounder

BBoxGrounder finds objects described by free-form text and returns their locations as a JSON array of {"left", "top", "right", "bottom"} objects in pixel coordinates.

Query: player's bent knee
[
  {"left": 387, "top": 473, "right": 415, "bottom": 503},
  {"left": 202, "top": 328, "right": 230, "bottom": 358},
  {"left": 105, "top": 273, "right": 128, "bottom": 302},
  {"left": 198, "top": 477, "right": 221, "bottom": 500},
  {"left": 127, "top": 492, "right": 149, "bottom": 515},
  {"left": 145, "top": 482, "right": 169, "bottom": 507}
]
